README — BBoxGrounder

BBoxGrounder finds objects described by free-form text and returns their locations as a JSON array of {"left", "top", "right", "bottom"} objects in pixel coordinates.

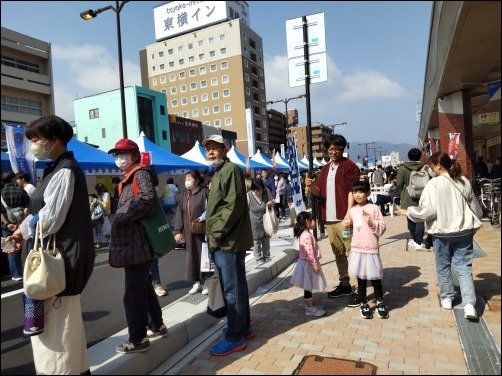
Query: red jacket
[{"left": 314, "top": 158, "right": 360, "bottom": 221}]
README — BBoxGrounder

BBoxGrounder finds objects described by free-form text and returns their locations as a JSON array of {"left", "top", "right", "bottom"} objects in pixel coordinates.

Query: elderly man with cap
[
  {"left": 107, "top": 139, "right": 168, "bottom": 353},
  {"left": 202, "top": 135, "right": 255, "bottom": 356}
]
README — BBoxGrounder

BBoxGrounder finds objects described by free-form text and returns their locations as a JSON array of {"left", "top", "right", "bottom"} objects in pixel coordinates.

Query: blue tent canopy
[
  {"left": 135, "top": 133, "right": 206, "bottom": 173},
  {"left": 34, "top": 138, "right": 116, "bottom": 170}
]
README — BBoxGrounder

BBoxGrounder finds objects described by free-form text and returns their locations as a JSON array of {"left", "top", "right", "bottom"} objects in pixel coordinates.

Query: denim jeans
[
  {"left": 432, "top": 233, "right": 477, "bottom": 305},
  {"left": 124, "top": 261, "right": 163, "bottom": 343},
  {"left": 213, "top": 250, "right": 251, "bottom": 343},
  {"left": 2, "top": 228, "right": 22, "bottom": 279},
  {"left": 407, "top": 218, "right": 424, "bottom": 244},
  {"left": 149, "top": 259, "right": 161, "bottom": 286}
]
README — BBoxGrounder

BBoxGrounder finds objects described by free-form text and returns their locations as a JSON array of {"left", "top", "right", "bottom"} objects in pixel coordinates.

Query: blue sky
[{"left": 1, "top": 1, "right": 432, "bottom": 145}]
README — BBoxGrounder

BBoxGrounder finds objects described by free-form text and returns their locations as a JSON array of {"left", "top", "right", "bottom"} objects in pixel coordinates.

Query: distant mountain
[{"left": 344, "top": 141, "right": 417, "bottom": 166}]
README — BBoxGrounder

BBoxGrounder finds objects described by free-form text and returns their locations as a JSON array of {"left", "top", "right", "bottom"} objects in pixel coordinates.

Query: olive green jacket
[
  {"left": 206, "top": 159, "right": 253, "bottom": 252},
  {"left": 396, "top": 161, "right": 424, "bottom": 209}
]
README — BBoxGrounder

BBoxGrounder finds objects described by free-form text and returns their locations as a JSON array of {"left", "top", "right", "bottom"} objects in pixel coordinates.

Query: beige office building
[
  {"left": 288, "top": 123, "right": 332, "bottom": 160},
  {"left": 140, "top": 20, "right": 269, "bottom": 157},
  {"left": 1, "top": 27, "right": 55, "bottom": 149}
]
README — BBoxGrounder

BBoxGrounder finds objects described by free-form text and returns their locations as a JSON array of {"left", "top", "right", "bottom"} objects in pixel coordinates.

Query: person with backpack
[{"left": 396, "top": 148, "right": 429, "bottom": 250}]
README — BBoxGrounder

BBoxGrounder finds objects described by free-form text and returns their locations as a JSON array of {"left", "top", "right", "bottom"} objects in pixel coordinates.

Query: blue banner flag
[
  {"left": 287, "top": 137, "right": 305, "bottom": 213},
  {"left": 5, "top": 125, "right": 35, "bottom": 183}
]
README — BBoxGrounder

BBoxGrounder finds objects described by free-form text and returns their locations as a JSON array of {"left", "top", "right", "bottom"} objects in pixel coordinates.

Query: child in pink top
[
  {"left": 345, "top": 181, "right": 388, "bottom": 319},
  {"left": 290, "top": 211, "right": 328, "bottom": 317}
]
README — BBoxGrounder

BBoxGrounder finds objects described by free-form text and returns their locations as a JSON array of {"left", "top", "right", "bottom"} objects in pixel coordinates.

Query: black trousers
[
  {"left": 124, "top": 261, "right": 164, "bottom": 343},
  {"left": 358, "top": 278, "right": 384, "bottom": 303}
]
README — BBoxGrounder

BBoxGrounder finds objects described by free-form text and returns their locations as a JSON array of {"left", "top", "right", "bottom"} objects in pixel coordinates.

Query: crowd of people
[{"left": 0, "top": 115, "right": 490, "bottom": 369}]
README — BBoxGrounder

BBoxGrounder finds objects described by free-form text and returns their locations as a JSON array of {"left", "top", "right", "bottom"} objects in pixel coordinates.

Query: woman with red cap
[{"left": 108, "top": 138, "right": 168, "bottom": 353}]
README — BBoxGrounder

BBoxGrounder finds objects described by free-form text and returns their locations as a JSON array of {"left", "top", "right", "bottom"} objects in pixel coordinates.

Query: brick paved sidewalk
[{"left": 174, "top": 216, "right": 500, "bottom": 375}]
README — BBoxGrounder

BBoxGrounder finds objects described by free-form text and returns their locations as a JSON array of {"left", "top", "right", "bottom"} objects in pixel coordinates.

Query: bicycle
[{"left": 476, "top": 178, "right": 501, "bottom": 226}]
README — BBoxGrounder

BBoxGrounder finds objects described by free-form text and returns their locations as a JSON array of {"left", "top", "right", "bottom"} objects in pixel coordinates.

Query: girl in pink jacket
[
  {"left": 290, "top": 211, "right": 328, "bottom": 317},
  {"left": 345, "top": 181, "right": 388, "bottom": 319}
]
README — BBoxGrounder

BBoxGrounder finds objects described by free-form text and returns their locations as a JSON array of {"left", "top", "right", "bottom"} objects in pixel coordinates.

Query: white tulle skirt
[
  {"left": 348, "top": 251, "right": 383, "bottom": 280},
  {"left": 290, "top": 259, "right": 328, "bottom": 292}
]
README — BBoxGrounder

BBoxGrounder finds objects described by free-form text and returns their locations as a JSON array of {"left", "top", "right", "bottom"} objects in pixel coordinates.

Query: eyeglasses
[
  {"left": 205, "top": 145, "right": 224, "bottom": 152},
  {"left": 327, "top": 147, "right": 344, "bottom": 153}
]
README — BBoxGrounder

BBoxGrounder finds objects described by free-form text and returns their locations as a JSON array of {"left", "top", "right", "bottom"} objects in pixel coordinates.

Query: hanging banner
[
  {"left": 448, "top": 133, "right": 460, "bottom": 160},
  {"left": 5, "top": 125, "right": 35, "bottom": 184},
  {"left": 287, "top": 137, "right": 305, "bottom": 213}
]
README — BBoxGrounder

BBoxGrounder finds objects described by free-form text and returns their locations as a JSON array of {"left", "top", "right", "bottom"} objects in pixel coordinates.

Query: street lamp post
[
  {"left": 266, "top": 94, "right": 306, "bottom": 153},
  {"left": 80, "top": 1, "right": 129, "bottom": 139},
  {"left": 368, "top": 146, "right": 382, "bottom": 163},
  {"left": 325, "top": 122, "right": 347, "bottom": 134}
]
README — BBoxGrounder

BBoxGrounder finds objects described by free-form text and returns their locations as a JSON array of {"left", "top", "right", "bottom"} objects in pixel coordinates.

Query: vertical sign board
[
  {"left": 286, "top": 13, "right": 327, "bottom": 88},
  {"left": 287, "top": 137, "right": 306, "bottom": 213},
  {"left": 245, "top": 108, "right": 255, "bottom": 157}
]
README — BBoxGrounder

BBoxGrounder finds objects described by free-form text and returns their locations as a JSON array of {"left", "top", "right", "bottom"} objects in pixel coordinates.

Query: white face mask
[
  {"left": 31, "top": 140, "right": 54, "bottom": 160},
  {"left": 208, "top": 159, "right": 224, "bottom": 168},
  {"left": 185, "top": 181, "right": 194, "bottom": 190},
  {"left": 114, "top": 154, "right": 133, "bottom": 170},
  {"left": 274, "top": 176, "right": 278, "bottom": 181}
]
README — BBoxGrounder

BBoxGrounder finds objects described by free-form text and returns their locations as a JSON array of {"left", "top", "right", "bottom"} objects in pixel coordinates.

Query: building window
[
  {"left": 168, "top": 61, "right": 174, "bottom": 67},
  {"left": 212, "top": 91, "right": 219, "bottom": 99},
  {"left": 225, "top": 117, "right": 232, "bottom": 126},
  {"left": 182, "top": 111, "right": 188, "bottom": 117},
  {"left": 160, "top": 63, "right": 165, "bottom": 70},
  {"left": 181, "top": 97, "right": 188, "bottom": 105},
  {"left": 159, "top": 51, "right": 164, "bottom": 57},
  {"left": 210, "top": 64, "right": 217, "bottom": 72},
  {"left": 188, "top": 56, "right": 194, "bottom": 63},
  {"left": 246, "top": 87, "right": 250, "bottom": 95},
  {"left": 262, "top": 120, "right": 267, "bottom": 128},
  {"left": 187, "top": 42, "right": 193, "bottom": 50},
  {"left": 161, "top": 89, "right": 167, "bottom": 94},
  {"left": 89, "top": 108, "right": 99, "bottom": 119},
  {"left": 208, "top": 37, "right": 214, "bottom": 44},
  {"left": 211, "top": 77, "right": 218, "bottom": 86},
  {"left": 170, "top": 87, "right": 177, "bottom": 94},
  {"left": 199, "top": 66, "right": 206, "bottom": 74},
  {"left": 245, "top": 73, "right": 249, "bottom": 81},
  {"left": 223, "top": 89, "right": 230, "bottom": 97},
  {"left": 189, "top": 69, "right": 196, "bottom": 76},
  {"left": 224, "top": 103, "right": 231, "bottom": 111},
  {"left": 198, "top": 40, "right": 203, "bottom": 47},
  {"left": 177, "top": 45, "right": 183, "bottom": 52},
  {"left": 162, "top": 130, "right": 167, "bottom": 140},
  {"left": 192, "top": 109, "right": 199, "bottom": 117},
  {"left": 222, "top": 75, "right": 229, "bottom": 83},
  {"left": 203, "top": 121, "right": 210, "bottom": 126},
  {"left": 219, "top": 33, "right": 225, "bottom": 41},
  {"left": 160, "top": 105, "right": 165, "bottom": 115},
  {"left": 199, "top": 53, "right": 205, "bottom": 60},
  {"left": 151, "top": 53, "right": 154, "bottom": 59},
  {"left": 179, "top": 59, "right": 185, "bottom": 66},
  {"left": 200, "top": 80, "right": 207, "bottom": 88},
  {"left": 221, "top": 61, "right": 228, "bottom": 69},
  {"left": 201, "top": 93, "right": 208, "bottom": 102},
  {"left": 220, "top": 48, "right": 227, "bottom": 55},
  {"left": 152, "top": 66, "right": 156, "bottom": 72},
  {"left": 180, "top": 84, "right": 187, "bottom": 92},
  {"left": 209, "top": 50, "right": 216, "bottom": 58},
  {"left": 214, "top": 119, "right": 221, "bottom": 127},
  {"left": 213, "top": 105, "right": 220, "bottom": 113},
  {"left": 190, "top": 82, "right": 197, "bottom": 90},
  {"left": 203, "top": 107, "right": 209, "bottom": 115},
  {"left": 244, "top": 60, "right": 248, "bottom": 68},
  {"left": 152, "top": 78, "right": 157, "bottom": 86},
  {"left": 191, "top": 95, "right": 198, "bottom": 103},
  {"left": 169, "top": 73, "right": 176, "bottom": 81},
  {"left": 160, "top": 76, "right": 166, "bottom": 83},
  {"left": 168, "top": 48, "right": 174, "bottom": 55}
]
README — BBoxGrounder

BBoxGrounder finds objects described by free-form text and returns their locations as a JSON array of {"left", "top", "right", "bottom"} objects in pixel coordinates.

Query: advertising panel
[{"left": 154, "top": 1, "right": 249, "bottom": 41}]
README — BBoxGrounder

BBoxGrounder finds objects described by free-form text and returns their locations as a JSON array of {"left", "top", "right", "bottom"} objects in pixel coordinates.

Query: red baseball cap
[{"left": 108, "top": 139, "right": 140, "bottom": 154}]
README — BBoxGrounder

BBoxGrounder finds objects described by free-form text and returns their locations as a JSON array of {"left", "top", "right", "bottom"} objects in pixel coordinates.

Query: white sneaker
[
  {"left": 305, "top": 306, "right": 326, "bottom": 317},
  {"left": 464, "top": 304, "right": 478, "bottom": 320},
  {"left": 408, "top": 240, "right": 415, "bottom": 246},
  {"left": 201, "top": 285, "right": 209, "bottom": 295},
  {"left": 441, "top": 298, "right": 453, "bottom": 310},
  {"left": 189, "top": 282, "right": 201, "bottom": 295},
  {"left": 413, "top": 241, "right": 426, "bottom": 250},
  {"left": 154, "top": 284, "right": 168, "bottom": 297}
]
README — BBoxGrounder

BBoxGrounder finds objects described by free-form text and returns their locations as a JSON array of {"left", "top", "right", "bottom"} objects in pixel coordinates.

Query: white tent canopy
[
  {"left": 273, "top": 153, "right": 290, "bottom": 170},
  {"left": 180, "top": 140, "right": 209, "bottom": 166},
  {"left": 250, "top": 149, "right": 274, "bottom": 168}
]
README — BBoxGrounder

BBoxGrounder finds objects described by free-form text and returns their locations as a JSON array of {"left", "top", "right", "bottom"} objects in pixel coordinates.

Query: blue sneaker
[
  {"left": 222, "top": 326, "right": 255, "bottom": 339},
  {"left": 209, "top": 337, "right": 247, "bottom": 356}
]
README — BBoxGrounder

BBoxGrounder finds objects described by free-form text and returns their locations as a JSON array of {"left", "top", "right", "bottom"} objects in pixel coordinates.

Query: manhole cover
[{"left": 179, "top": 294, "right": 208, "bottom": 305}]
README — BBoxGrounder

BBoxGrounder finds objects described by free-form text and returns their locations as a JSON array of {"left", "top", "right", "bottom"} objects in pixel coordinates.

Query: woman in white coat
[{"left": 396, "top": 152, "right": 482, "bottom": 320}]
